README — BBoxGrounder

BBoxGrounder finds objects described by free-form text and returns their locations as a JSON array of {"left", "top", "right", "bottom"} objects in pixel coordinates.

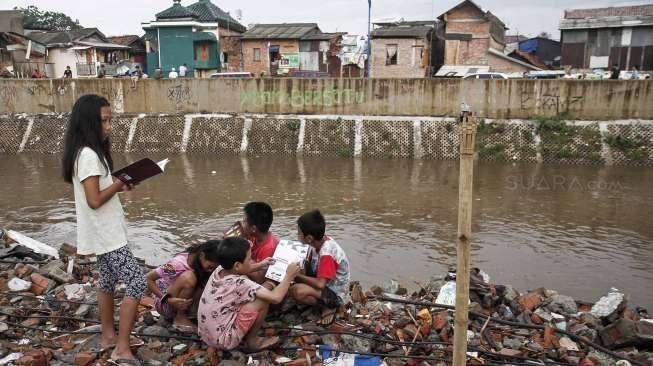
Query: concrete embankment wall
[
  {"left": 1, "top": 113, "right": 652, "bottom": 166},
  {"left": 0, "top": 78, "right": 652, "bottom": 120}
]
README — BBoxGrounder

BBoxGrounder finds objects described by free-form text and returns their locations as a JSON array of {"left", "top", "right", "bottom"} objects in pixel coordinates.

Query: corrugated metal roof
[
  {"left": 186, "top": 0, "right": 246, "bottom": 33},
  {"left": 241, "top": 23, "right": 320, "bottom": 40},
  {"left": 560, "top": 16, "right": 653, "bottom": 29},
  {"left": 107, "top": 35, "right": 141, "bottom": 46},
  {"left": 564, "top": 4, "right": 653, "bottom": 19},
  {"left": 372, "top": 24, "right": 433, "bottom": 39},
  {"left": 301, "top": 32, "right": 343, "bottom": 41},
  {"left": 28, "top": 28, "right": 105, "bottom": 46}
]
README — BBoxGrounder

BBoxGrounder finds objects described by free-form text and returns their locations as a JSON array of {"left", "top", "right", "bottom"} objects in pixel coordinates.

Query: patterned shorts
[{"left": 97, "top": 246, "right": 146, "bottom": 299}]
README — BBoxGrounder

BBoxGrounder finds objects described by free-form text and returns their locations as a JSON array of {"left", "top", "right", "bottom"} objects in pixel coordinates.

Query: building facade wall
[
  {"left": 487, "top": 52, "right": 530, "bottom": 73},
  {"left": 443, "top": 3, "right": 493, "bottom": 65},
  {"left": 371, "top": 38, "right": 429, "bottom": 78},
  {"left": 242, "top": 39, "right": 299, "bottom": 76},
  {"left": 47, "top": 48, "right": 81, "bottom": 78},
  {"left": 219, "top": 27, "right": 242, "bottom": 72}
]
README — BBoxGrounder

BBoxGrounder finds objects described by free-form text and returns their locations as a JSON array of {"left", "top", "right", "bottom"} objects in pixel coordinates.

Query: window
[
  {"left": 222, "top": 52, "right": 229, "bottom": 64},
  {"left": 386, "top": 44, "right": 398, "bottom": 65},
  {"left": 253, "top": 48, "right": 261, "bottom": 62}
]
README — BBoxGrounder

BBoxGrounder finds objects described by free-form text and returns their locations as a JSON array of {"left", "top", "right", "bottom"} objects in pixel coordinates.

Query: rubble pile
[{"left": 0, "top": 231, "right": 652, "bottom": 366}]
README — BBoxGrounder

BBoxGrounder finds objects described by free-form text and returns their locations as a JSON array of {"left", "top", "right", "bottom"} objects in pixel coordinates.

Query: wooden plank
[{"left": 452, "top": 111, "right": 477, "bottom": 366}]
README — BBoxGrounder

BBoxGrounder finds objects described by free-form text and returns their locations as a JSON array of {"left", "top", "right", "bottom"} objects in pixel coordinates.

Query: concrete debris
[{"left": 0, "top": 238, "right": 650, "bottom": 366}]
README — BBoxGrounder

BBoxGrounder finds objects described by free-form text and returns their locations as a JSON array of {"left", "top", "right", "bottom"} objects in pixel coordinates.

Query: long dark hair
[
  {"left": 62, "top": 95, "right": 112, "bottom": 183},
  {"left": 186, "top": 240, "right": 221, "bottom": 285}
]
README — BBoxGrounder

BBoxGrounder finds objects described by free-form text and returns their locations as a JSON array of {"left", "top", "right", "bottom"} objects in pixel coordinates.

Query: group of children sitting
[{"left": 146, "top": 202, "right": 351, "bottom": 352}]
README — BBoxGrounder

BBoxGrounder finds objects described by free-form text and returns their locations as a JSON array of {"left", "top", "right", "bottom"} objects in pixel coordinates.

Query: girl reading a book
[
  {"left": 146, "top": 240, "right": 220, "bottom": 333},
  {"left": 62, "top": 95, "right": 145, "bottom": 366}
]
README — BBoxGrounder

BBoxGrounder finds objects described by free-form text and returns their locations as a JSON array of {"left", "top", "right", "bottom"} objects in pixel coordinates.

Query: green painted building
[{"left": 142, "top": 0, "right": 246, "bottom": 77}]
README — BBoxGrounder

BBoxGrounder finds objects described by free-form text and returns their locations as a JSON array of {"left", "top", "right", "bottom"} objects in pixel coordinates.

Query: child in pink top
[
  {"left": 147, "top": 240, "right": 220, "bottom": 333},
  {"left": 198, "top": 237, "right": 300, "bottom": 351}
]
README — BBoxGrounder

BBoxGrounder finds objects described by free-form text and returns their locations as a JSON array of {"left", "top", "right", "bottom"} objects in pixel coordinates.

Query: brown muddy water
[{"left": 1, "top": 154, "right": 652, "bottom": 309}]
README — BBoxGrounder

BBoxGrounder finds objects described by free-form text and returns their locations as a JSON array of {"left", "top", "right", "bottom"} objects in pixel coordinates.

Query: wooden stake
[{"left": 452, "top": 110, "right": 477, "bottom": 366}]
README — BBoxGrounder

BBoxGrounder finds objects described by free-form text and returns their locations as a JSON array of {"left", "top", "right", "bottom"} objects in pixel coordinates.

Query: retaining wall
[
  {"left": 0, "top": 78, "right": 652, "bottom": 120},
  {"left": 1, "top": 113, "right": 652, "bottom": 166}
]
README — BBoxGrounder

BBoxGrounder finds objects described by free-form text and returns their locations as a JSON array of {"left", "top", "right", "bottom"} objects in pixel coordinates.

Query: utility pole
[
  {"left": 452, "top": 102, "right": 477, "bottom": 366},
  {"left": 366, "top": 0, "right": 372, "bottom": 78}
]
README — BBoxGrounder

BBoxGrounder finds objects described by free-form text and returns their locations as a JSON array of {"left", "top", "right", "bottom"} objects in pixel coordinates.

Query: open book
[
  {"left": 112, "top": 158, "right": 169, "bottom": 185},
  {"left": 265, "top": 240, "right": 310, "bottom": 282}
]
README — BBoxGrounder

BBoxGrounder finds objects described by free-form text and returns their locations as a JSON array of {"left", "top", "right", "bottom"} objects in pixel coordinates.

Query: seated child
[
  {"left": 146, "top": 240, "right": 220, "bottom": 333},
  {"left": 290, "top": 210, "right": 351, "bottom": 324},
  {"left": 225, "top": 202, "right": 280, "bottom": 284},
  {"left": 198, "top": 237, "right": 300, "bottom": 351}
]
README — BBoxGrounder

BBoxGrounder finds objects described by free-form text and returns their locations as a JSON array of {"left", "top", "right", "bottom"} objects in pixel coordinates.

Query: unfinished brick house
[
  {"left": 241, "top": 23, "right": 342, "bottom": 77},
  {"left": 370, "top": 21, "right": 444, "bottom": 78},
  {"left": 437, "top": 0, "right": 538, "bottom": 74}
]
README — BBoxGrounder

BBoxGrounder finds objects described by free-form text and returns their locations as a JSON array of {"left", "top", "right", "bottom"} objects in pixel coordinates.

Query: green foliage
[
  {"left": 535, "top": 114, "right": 603, "bottom": 163},
  {"left": 336, "top": 148, "right": 353, "bottom": 158},
  {"left": 477, "top": 120, "right": 506, "bottom": 135},
  {"left": 605, "top": 134, "right": 649, "bottom": 162},
  {"left": 285, "top": 120, "right": 300, "bottom": 132},
  {"left": 477, "top": 143, "right": 506, "bottom": 160},
  {"left": 14, "top": 5, "right": 81, "bottom": 31}
]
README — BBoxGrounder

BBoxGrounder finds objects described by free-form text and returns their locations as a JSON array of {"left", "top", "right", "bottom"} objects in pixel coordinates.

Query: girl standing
[{"left": 62, "top": 94, "right": 145, "bottom": 366}]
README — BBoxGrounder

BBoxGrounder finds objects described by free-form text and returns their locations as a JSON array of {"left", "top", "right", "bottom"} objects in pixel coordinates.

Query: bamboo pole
[{"left": 452, "top": 107, "right": 477, "bottom": 366}]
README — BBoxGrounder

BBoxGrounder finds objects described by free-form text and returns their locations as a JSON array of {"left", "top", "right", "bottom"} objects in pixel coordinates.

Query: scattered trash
[
  {"left": 434, "top": 281, "right": 456, "bottom": 306},
  {"left": 591, "top": 288, "right": 626, "bottom": 318},
  {"left": 5, "top": 230, "right": 59, "bottom": 259},
  {"left": 0, "top": 238, "right": 650, "bottom": 366},
  {"left": 8, "top": 277, "right": 32, "bottom": 292}
]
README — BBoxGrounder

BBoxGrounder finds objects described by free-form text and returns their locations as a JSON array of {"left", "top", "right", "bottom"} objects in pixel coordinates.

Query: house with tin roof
[
  {"left": 142, "top": 0, "right": 246, "bottom": 77},
  {"left": 28, "top": 27, "right": 130, "bottom": 78},
  {"left": 241, "top": 23, "right": 343, "bottom": 76},
  {"left": 370, "top": 20, "right": 444, "bottom": 78},
  {"left": 107, "top": 35, "right": 147, "bottom": 71}
]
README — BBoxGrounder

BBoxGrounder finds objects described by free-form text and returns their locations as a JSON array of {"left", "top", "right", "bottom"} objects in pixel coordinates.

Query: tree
[
  {"left": 14, "top": 5, "right": 81, "bottom": 31},
  {"left": 538, "top": 31, "right": 552, "bottom": 39}
]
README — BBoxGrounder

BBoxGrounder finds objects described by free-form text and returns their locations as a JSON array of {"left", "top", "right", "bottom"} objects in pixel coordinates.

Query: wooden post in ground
[{"left": 452, "top": 107, "right": 477, "bottom": 366}]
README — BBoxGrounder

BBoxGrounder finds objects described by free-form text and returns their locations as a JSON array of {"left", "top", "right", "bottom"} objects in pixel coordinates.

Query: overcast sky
[{"left": 8, "top": 0, "right": 652, "bottom": 39}]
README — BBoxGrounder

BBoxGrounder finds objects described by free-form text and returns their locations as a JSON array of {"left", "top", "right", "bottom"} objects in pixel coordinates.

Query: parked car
[
  {"left": 462, "top": 72, "right": 508, "bottom": 79},
  {"left": 210, "top": 72, "right": 254, "bottom": 79}
]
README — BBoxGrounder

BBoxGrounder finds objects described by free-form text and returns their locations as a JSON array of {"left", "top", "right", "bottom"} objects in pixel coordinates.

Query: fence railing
[
  {"left": 12, "top": 62, "right": 55, "bottom": 78},
  {"left": 76, "top": 63, "right": 96, "bottom": 76}
]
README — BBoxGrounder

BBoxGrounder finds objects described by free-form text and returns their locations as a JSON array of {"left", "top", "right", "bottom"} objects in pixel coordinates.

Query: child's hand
[
  {"left": 168, "top": 297, "right": 192, "bottom": 310},
  {"left": 259, "top": 257, "right": 275, "bottom": 267},
  {"left": 285, "top": 262, "right": 301, "bottom": 279}
]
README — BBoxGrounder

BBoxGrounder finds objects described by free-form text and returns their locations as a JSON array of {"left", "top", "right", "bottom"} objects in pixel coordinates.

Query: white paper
[
  {"left": 157, "top": 158, "right": 170, "bottom": 172},
  {"left": 265, "top": 240, "right": 310, "bottom": 282}
]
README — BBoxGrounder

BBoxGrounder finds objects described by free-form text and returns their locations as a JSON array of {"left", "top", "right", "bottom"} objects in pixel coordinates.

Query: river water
[{"left": 1, "top": 154, "right": 652, "bottom": 309}]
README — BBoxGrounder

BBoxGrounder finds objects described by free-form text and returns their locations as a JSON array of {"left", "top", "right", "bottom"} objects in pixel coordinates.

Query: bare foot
[
  {"left": 110, "top": 348, "right": 138, "bottom": 365},
  {"left": 101, "top": 334, "right": 117, "bottom": 350},
  {"left": 245, "top": 336, "right": 279, "bottom": 351}
]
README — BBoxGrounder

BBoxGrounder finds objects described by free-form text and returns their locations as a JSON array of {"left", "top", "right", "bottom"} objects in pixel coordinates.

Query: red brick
[
  {"left": 21, "top": 317, "right": 41, "bottom": 327},
  {"left": 519, "top": 292, "right": 541, "bottom": 311},
  {"left": 74, "top": 352, "right": 96, "bottom": 366},
  {"left": 62, "top": 342, "right": 75, "bottom": 352},
  {"left": 30, "top": 273, "right": 50, "bottom": 295},
  {"left": 499, "top": 348, "right": 523, "bottom": 357},
  {"left": 579, "top": 357, "right": 597, "bottom": 366},
  {"left": 15, "top": 264, "right": 33, "bottom": 278}
]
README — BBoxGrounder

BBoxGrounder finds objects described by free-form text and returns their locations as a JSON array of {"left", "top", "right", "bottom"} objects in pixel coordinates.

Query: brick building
[
  {"left": 241, "top": 23, "right": 341, "bottom": 77},
  {"left": 560, "top": 4, "right": 653, "bottom": 71},
  {"left": 438, "top": 0, "right": 537, "bottom": 74},
  {"left": 370, "top": 21, "right": 443, "bottom": 78}
]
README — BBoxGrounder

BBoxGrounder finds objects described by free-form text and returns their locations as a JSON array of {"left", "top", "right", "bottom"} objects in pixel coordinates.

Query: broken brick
[
  {"left": 29, "top": 273, "right": 50, "bottom": 295},
  {"left": 14, "top": 264, "right": 33, "bottom": 278},
  {"left": 74, "top": 352, "right": 96, "bottom": 366},
  {"left": 519, "top": 292, "right": 541, "bottom": 311},
  {"left": 499, "top": 348, "right": 523, "bottom": 357},
  {"left": 21, "top": 317, "right": 41, "bottom": 327}
]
